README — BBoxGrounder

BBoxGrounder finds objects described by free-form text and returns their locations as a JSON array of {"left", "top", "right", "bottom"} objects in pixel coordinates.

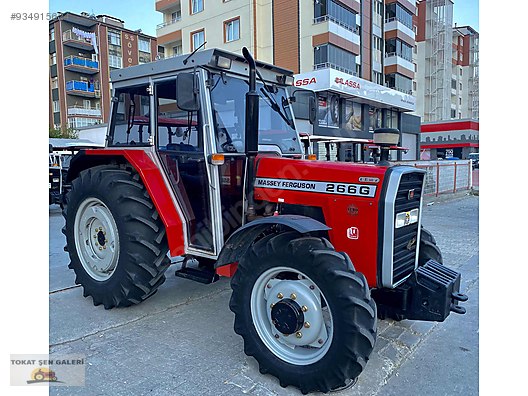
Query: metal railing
[
  {"left": 64, "top": 55, "right": 99, "bottom": 70},
  {"left": 67, "top": 106, "right": 101, "bottom": 116},
  {"left": 395, "top": 160, "right": 473, "bottom": 196},
  {"left": 157, "top": 16, "right": 181, "bottom": 30},
  {"left": 313, "top": 62, "right": 357, "bottom": 76},
  {"left": 66, "top": 80, "right": 95, "bottom": 93},
  {"left": 62, "top": 29, "right": 92, "bottom": 44},
  {"left": 313, "top": 15, "right": 360, "bottom": 35}
]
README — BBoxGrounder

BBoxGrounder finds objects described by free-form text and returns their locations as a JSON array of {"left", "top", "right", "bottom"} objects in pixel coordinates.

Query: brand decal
[
  {"left": 254, "top": 178, "right": 377, "bottom": 198},
  {"left": 406, "top": 236, "right": 417, "bottom": 251},
  {"left": 359, "top": 176, "right": 380, "bottom": 183},
  {"left": 335, "top": 77, "right": 360, "bottom": 89},
  {"left": 407, "top": 189, "right": 415, "bottom": 200},
  {"left": 347, "top": 226, "right": 359, "bottom": 240},
  {"left": 294, "top": 77, "right": 317, "bottom": 87},
  {"left": 347, "top": 205, "right": 359, "bottom": 216}
]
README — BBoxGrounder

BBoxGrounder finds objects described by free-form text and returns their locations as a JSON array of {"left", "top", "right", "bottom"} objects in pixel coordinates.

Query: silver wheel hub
[
  {"left": 250, "top": 267, "right": 333, "bottom": 365},
  {"left": 74, "top": 197, "right": 120, "bottom": 281}
]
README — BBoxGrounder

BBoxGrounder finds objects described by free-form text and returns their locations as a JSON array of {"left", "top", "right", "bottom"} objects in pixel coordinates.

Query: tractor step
[{"left": 175, "top": 267, "right": 219, "bottom": 284}]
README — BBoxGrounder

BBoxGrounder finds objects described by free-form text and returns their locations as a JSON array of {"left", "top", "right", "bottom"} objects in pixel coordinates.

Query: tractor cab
[{"left": 103, "top": 48, "right": 313, "bottom": 256}]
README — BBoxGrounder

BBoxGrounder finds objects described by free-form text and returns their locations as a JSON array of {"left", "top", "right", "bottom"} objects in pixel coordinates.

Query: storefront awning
[{"left": 294, "top": 68, "right": 416, "bottom": 112}]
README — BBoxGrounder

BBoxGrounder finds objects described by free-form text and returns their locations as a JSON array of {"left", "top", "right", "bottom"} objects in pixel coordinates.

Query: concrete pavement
[{"left": 49, "top": 195, "right": 479, "bottom": 395}]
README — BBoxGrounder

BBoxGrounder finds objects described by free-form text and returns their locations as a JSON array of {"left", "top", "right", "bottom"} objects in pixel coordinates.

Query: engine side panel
[{"left": 254, "top": 157, "right": 388, "bottom": 287}]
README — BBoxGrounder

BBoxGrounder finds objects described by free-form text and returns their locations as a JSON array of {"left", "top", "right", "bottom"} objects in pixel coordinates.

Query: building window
[
  {"left": 173, "top": 44, "right": 183, "bottom": 56},
  {"left": 372, "top": 36, "right": 383, "bottom": 63},
  {"left": 138, "top": 38, "right": 151, "bottom": 53},
  {"left": 373, "top": 71, "right": 383, "bottom": 85},
  {"left": 372, "top": 0, "right": 384, "bottom": 27},
  {"left": 50, "top": 52, "right": 57, "bottom": 66},
  {"left": 314, "top": 44, "right": 356, "bottom": 75},
  {"left": 52, "top": 101, "right": 60, "bottom": 113},
  {"left": 49, "top": 27, "right": 55, "bottom": 42},
  {"left": 224, "top": 18, "right": 240, "bottom": 42},
  {"left": 385, "top": 73, "right": 412, "bottom": 94},
  {"left": 317, "top": 94, "right": 340, "bottom": 128},
  {"left": 171, "top": 11, "right": 181, "bottom": 21},
  {"left": 109, "top": 54, "right": 123, "bottom": 69},
  {"left": 51, "top": 77, "right": 58, "bottom": 89},
  {"left": 191, "top": 29, "right": 205, "bottom": 51},
  {"left": 451, "top": 109, "right": 456, "bottom": 118},
  {"left": 369, "top": 106, "right": 382, "bottom": 131},
  {"left": 314, "top": 0, "right": 357, "bottom": 32},
  {"left": 385, "top": 2, "right": 413, "bottom": 30},
  {"left": 385, "top": 38, "right": 412, "bottom": 61},
  {"left": 384, "top": 109, "right": 399, "bottom": 129},
  {"left": 191, "top": 0, "right": 204, "bottom": 15},
  {"left": 108, "top": 30, "right": 121, "bottom": 46},
  {"left": 342, "top": 100, "right": 362, "bottom": 131}
]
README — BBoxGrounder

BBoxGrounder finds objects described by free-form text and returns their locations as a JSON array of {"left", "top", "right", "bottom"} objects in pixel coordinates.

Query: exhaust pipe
[{"left": 242, "top": 47, "right": 259, "bottom": 220}]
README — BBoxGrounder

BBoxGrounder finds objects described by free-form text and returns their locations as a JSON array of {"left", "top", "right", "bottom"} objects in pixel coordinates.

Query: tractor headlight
[{"left": 395, "top": 208, "right": 419, "bottom": 229}]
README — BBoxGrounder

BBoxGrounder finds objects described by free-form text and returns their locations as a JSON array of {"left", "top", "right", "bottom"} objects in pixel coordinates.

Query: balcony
[
  {"left": 157, "top": 19, "right": 181, "bottom": 38},
  {"left": 64, "top": 56, "right": 99, "bottom": 74},
  {"left": 313, "top": 15, "right": 361, "bottom": 47},
  {"left": 384, "top": 52, "right": 414, "bottom": 72},
  {"left": 156, "top": 0, "right": 181, "bottom": 12},
  {"left": 62, "top": 30, "right": 96, "bottom": 51},
  {"left": 67, "top": 105, "right": 102, "bottom": 117},
  {"left": 384, "top": 18, "right": 415, "bottom": 42},
  {"left": 66, "top": 80, "right": 96, "bottom": 98},
  {"left": 314, "top": 62, "right": 357, "bottom": 77}
]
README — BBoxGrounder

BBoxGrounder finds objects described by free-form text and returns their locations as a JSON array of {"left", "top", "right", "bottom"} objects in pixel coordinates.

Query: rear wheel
[
  {"left": 63, "top": 164, "right": 171, "bottom": 309},
  {"left": 230, "top": 231, "right": 377, "bottom": 394}
]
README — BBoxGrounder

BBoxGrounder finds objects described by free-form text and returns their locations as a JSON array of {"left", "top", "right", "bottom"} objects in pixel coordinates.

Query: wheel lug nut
[
  {"left": 304, "top": 322, "right": 310, "bottom": 329},
  {"left": 290, "top": 293, "right": 297, "bottom": 300},
  {"left": 301, "top": 305, "right": 308, "bottom": 312},
  {"left": 318, "top": 339, "right": 324, "bottom": 344},
  {"left": 277, "top": 293, "right": 283, "bottom": 299},
  {"left": 274, "top": 334, "right": 279, "bottom": 339},
  {"left": 266, "top": 283, "right": 271, "bottom": 289},
  {"left": 309, "top": 285, "right": 315, "bottom": 290},
  {"left": 270, "top": 303, "right": 275, "bottom": 308},
  {"left": 295, "top": 332, "right": 302, "bottom": 338},
  {"left": 99, "top": 247, "right": 102, "bottom": 251}
]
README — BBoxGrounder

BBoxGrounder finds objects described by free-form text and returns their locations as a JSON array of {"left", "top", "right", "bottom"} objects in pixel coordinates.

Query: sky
[
  {"left": 49, "top": 0, "right": 163, "bottom": 36},
  {"left": 49, "top": 0, "right": 481, "bottom": 38}
]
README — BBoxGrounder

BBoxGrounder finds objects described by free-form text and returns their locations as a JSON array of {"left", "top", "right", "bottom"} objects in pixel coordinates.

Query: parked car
[{"left": 468, "top": 152, "right": 479, "bottom": 169}]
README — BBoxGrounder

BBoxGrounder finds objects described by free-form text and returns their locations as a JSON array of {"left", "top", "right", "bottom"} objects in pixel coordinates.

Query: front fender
[{"left": 215, "top": 215, "right": 330, "bottom": 268}]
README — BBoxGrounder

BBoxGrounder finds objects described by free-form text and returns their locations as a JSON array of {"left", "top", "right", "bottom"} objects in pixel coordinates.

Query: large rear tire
[
  {"left": 229, "top": 231, "right": 377, "bottom": 394},
  {"left": 62, "top": 164, "right": 171, "bottom": 309}
]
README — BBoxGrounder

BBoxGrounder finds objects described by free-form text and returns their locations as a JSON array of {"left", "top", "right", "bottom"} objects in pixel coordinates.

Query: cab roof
[{"left": 110, "top": 48, "right": 293, "bottom": 83}]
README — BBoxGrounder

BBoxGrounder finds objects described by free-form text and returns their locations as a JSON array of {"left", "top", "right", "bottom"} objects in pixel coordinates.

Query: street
[{"left": 49, "top": 195, "right": 478, "bottom": 396}]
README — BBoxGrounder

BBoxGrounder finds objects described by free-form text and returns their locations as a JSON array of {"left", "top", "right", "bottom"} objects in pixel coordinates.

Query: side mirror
[
  {"left": 176, "top": 73, "right": 200, "bottom": 112},
  {"left": 291, "top": 89, "right": 317, "bottom": 125}
]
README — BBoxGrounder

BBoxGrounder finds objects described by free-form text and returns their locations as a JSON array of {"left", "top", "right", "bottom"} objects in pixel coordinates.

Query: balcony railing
[
  {"left": 157, "top": 15, "right": 181, "bottom": 30},
  {"left": 385, "top": 51, "right": 413, "bottom": 63},
  {"left": 62, "top": 30, "right": 94, "bottom": 47},
  {"left": 314, "top": 62, "right": 357, "bottom": 77},
  {"left": 64, "top": 56, "right": 99, "bottom": 71},
  {"left": 67, "top": 106, "right": 101, "bottom": 117},
  {"left": 313, "top": 15, "right": 361, "bottom": 35},
  {"left": 66, "top": 80, "right": 95, "bottom": 95}
]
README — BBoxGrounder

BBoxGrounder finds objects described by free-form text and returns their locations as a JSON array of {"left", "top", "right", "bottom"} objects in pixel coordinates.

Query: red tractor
[{"left": 63, "top": 47, "right": 467, "bottom": 394}]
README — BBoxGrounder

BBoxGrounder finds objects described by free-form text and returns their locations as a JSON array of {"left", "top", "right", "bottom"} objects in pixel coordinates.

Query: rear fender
[
  {"left": 67, "top": 149, "right": 186, "bottom": 257},
  {"left": 215, "top": 215, "right": 330, "bottom": 270}
]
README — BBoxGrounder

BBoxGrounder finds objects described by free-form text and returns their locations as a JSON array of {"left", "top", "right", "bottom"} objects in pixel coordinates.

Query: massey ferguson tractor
[{"left": 62, "top": 47, "right": 467, "bottom": 394}]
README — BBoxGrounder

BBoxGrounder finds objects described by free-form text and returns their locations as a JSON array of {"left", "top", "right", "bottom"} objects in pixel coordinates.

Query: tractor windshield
[{"left": 209, "top": 73, "right": 302, "bottom": 155}]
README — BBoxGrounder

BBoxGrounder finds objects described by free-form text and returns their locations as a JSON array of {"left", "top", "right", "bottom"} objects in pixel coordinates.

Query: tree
[{"left": 49, "top": 126, "right": 78, "bottom": 139}]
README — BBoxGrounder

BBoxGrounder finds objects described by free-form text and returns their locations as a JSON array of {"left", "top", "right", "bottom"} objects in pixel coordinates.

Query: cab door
[{"left": 154, "top": 77, "right": 215, "bottom": 253}]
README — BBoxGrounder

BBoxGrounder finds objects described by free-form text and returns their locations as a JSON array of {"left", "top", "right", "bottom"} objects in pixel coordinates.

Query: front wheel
[{"left": 229, "top": 232, "right": 377, "bottom": 394}]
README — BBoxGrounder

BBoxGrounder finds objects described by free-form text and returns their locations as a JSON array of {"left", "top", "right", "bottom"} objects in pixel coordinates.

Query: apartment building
[
  {"left": 413, "top": 0, "right": 479, "bottom": 159},
  {"left": 155, "top": 0, "right": 422, "bottom": 160},
  {"left": 49, "top": 12, "right": 158, "bottom": 131}
]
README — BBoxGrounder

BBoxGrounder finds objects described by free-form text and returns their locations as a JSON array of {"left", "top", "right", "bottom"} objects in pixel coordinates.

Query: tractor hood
[{"left": 254, "top": 156, "right": 389, "bottom": 202}]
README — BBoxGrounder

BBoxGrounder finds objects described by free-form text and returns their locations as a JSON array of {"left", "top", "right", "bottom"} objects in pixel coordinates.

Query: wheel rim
[
  {"left": 250, "top": 266, "right": 334, "bottom": 366},
  {"left": 74, "top": 197, "right": 120, "bottom": 281}
]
